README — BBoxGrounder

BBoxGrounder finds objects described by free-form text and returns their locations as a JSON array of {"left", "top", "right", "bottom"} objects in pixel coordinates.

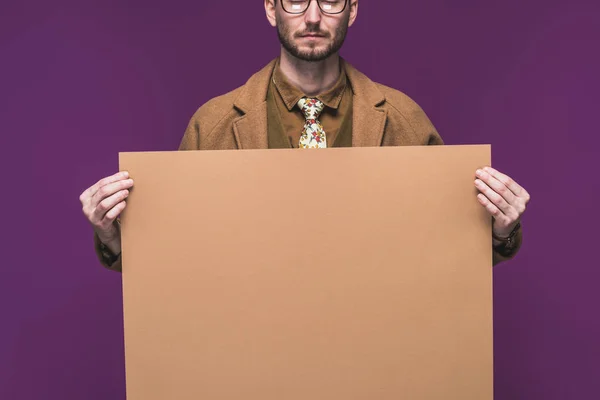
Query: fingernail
[
  {"left": 476, "top": 169, "right": 483, "bottom": 176},
  {"left": 122, "top": 171, "right": 129, "bottom": 178}
]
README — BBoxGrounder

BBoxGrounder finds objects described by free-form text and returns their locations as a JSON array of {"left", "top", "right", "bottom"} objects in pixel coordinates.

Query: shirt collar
[{"left": 271, "top": 58, "right": 348, "bottom": 111}]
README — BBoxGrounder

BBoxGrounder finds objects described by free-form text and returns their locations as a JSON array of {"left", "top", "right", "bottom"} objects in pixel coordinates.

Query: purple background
[{"left": 2, "top": 0, "right": 598, "bottom": 398}]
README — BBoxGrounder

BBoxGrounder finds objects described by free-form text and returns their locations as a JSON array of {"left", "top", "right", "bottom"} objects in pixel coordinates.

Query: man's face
[{"left": 275, "top": 0, "right": 352, "bottom": 62}]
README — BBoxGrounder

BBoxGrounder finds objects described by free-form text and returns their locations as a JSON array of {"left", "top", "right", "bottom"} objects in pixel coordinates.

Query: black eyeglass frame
[{"left": 280, "top": 0, "right": 348, "bottom": 15}]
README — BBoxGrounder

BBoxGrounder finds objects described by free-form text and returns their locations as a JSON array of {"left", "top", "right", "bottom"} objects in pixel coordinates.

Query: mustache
[{"left": 295, "top": 30, "right": 330, "bottom": 37}]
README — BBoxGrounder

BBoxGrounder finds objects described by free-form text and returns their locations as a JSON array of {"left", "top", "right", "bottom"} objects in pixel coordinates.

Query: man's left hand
[{"left": 474, "top": 166, "right": 531, "bottom": 239}]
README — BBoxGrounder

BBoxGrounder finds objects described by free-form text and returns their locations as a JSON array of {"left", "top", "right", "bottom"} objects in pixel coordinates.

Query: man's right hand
[{"left": 79, "top": 171, "right": 134, "bottom": 255}]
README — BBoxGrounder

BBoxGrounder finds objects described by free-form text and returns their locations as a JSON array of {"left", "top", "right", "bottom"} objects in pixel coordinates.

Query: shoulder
[
  {"left": 187, "top": 86, "right": 243, "bottom": 132},
  {"left": 375, "top": 82, "right": 443, "bottom": 145},
  {"left": 376, "top": 82, "right": 445, "bottom": 146},
  {"left": 186, "top": 58, "right": 277, "bottom": 133},
  {"left": 343, "top": 58, "right": 435, "bottom": 132},
  {"left": 375, "top": 83, "right": 429, "bottom": 124},
  {"left": 178, "top": 86, "right": 243, "bottom": 150}
]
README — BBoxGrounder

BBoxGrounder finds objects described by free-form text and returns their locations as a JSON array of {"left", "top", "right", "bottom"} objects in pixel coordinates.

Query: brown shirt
[{"left": 267, "top": 59, "right": 353, "bottom": 148}]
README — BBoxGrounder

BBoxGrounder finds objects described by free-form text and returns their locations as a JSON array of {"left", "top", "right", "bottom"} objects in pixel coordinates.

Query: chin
[{"left": 298, "top": 45, "right": 329, "bottom": 57}]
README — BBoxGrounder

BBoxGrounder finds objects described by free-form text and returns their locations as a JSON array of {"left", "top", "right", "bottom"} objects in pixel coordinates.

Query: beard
[{"left": 277, "top": 15, "right": 350, "bottom": 62}]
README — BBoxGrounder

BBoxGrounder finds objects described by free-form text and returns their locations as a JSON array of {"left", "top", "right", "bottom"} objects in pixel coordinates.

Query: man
[{"left": 79, "top": 0, "right": 530, "bottom": 272}]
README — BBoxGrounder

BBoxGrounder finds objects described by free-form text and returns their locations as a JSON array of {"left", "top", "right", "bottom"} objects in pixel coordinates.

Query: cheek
[
  {"left": 279, "top": 18, "right": 298, "bottom": 36},
  {"left": 276, "top": 11, "right": 297, "bottom": 26},
  {"left": 321, "top": 20, "right": 339, "bottom": 36}
]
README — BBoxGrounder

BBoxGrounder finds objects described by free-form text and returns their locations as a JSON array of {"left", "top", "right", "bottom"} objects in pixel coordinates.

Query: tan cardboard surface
[{"left": 119, "top": 145, "right": 492, "bottom": 399}]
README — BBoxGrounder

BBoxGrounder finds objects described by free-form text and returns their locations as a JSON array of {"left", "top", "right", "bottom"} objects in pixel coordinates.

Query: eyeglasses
[{"left": 281, "top": 0, "right": 348, "bottom": 15}]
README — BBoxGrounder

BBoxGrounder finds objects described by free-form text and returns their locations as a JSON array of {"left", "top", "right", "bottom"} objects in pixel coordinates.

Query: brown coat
[
  {"left": 177, "top": 58, "right": 444, "bottom": 151},
  {"left": 96, "top": 58, "right": 520, "bottom": 272}
]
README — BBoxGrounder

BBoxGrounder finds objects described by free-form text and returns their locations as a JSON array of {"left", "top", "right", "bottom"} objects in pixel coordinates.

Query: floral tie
[{"left": 297, "top": 97, "right": 327, "bottom": 149}]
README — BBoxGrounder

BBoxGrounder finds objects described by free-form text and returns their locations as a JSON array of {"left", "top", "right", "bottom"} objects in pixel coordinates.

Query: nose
[{"left": 304, "top": 0, "right": 322, "bottom": 25}]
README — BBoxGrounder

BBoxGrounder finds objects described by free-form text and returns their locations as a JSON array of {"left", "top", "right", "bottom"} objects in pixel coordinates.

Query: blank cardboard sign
[{"left": 119, "top": 145, "right": 492, "bottom": 400}]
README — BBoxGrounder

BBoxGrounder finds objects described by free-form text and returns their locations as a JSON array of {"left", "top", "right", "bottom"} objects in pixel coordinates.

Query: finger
[
  {"left": 474, "top": 178, "right": 517, "bottom": 218},
  {"left": 476, "top": 168, "right": 516, "bottom": 205},
  {"left": 476, "top": 193, "right": 510, "bottom": 224},
  {"left": 81, "top": 171, "right": 130, "bottom": 203},
  {"left": 102, "top": 200, "right": 127, "bottom": 226},
  {"left": 484, "top": 167, "right": 530, "bottom": 202},
  {"left": 91, "top": 189, "right": 130, "bottom": 226},
  {"left": 91, "top": 178, "right": 134, "bottom": 208}
]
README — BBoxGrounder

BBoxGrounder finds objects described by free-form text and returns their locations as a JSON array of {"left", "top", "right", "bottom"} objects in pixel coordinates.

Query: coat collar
[{"left": 232, "top": 57, "right": 387, "bottom": 149}]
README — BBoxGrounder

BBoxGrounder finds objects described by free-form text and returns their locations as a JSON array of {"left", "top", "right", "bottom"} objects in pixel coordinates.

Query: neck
[{"left": 278, "top": 48, "right": 341, "bottom": 96}]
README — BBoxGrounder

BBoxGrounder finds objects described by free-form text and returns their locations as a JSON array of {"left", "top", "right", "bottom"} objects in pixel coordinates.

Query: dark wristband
[
  {"left": 492, "top": 222, "right": 521, "bottom": 249},
  {"left": 99, "top": 241, "right": 121, "bottom": 266}
]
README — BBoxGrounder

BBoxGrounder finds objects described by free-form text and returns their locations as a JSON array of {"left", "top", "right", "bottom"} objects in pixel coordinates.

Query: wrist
[
  {"left": 96, "top": 220, "right": 122, "bottom": 255},
  {"left": 492, "top": 222, "right": 521, "bottom": 251},
  {"left": 100, "top": 237, "right": 121, "bottom": 256}
]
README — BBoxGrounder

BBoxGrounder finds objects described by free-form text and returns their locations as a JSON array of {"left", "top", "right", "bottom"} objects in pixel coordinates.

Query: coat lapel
[
  {"left": 230, "top": 57, "right": 387, "bottom": 149},
  {"left": 232, "top": 59, "right": 278, "bottom": 149},
  {"left": 343, "top": 59, "right": 388, "bottom": 147},
  {"left": 351, "top": 95, "right": 387, "bottom": 147},
  {"left": 232, "top": 103, "right": 269, "bottom": 149}
]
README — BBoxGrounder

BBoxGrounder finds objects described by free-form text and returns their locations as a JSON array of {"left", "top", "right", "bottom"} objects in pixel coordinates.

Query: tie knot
[{"left": 297, "top": 97, "right": 324, "bottom": 120}]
